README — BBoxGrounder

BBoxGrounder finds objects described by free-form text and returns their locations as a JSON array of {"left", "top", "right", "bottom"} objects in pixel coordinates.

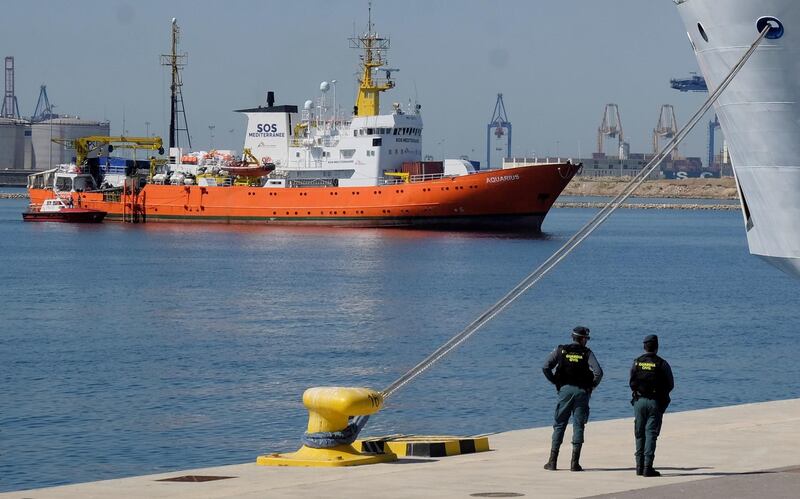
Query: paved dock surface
[{"left": 4, "top": 399, "right": 798, "bottom": 499}]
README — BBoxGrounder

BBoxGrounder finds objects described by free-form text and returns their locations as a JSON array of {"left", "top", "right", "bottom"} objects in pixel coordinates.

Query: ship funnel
[{"left": 267, "top": 91, "right": 275, "bottom": 108}]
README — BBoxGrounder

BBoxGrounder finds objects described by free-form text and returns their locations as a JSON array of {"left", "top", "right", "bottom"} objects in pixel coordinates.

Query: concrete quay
[{"left": 3, "top": 398, "right": 798, "bottom": 499}]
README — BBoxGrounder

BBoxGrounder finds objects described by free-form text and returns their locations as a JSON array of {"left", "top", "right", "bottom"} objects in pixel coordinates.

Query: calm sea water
[{"left": 1, "top": 187, "right": 797, "bottom": 492}]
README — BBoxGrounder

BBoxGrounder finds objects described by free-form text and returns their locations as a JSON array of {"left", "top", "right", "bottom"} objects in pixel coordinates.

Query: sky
[{"left": 1, "top": 0, "right": 711, "bottom": 163}]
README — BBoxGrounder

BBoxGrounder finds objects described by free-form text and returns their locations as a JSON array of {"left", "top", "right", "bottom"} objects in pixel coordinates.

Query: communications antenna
[
  {"left": 597, "top": 103, "right": 623, "bottom": 156},
  {"left": 486, "top": 93, "right": 512, "bottom": 169},
  {"left": 1, "top": 57, "right": 20, "bottom": 119},
  {"left": 349, "top": 1, "right": 393, "bottom": 117},
  {"left": 160, "top": 18, "right": 191, "bottom": 149}
]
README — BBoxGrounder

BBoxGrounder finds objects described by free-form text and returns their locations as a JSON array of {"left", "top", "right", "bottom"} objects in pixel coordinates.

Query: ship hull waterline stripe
[
  {"left": 352, "top": 26, "right": 771, "bottom": 437},
  {"left": 104, "top": 212, "right": 547, "bottom": 222}
]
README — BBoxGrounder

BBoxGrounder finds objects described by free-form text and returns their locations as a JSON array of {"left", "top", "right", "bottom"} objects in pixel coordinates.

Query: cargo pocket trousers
[{"left": 551, "top": 384, "right": 591, "bottom": 448}]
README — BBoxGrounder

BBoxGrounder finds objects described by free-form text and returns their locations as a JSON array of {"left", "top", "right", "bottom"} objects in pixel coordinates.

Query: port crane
[
  {"left": 670, "top": 73, "right": 721, "bottom": 169},
  {"left": 653, "top": 104, "right": 679, "bottom": 158},
  {"left": 596, "top": 103, "right": 624, "bottom": 156},
  {"left": 486, "top": 93, "right": 511, "bottom": 169},
  {"left": 31, "top": 85, "right": 58, "bottom": 122}
]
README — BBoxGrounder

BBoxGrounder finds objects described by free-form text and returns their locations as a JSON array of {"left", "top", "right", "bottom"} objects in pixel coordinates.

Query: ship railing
[
  {"left": 289, "top": 136, "right": 340, "bottom": 148},
  {"left": 503, "top": 157, "right": 570, "bottom": 167},
  {"left": 380, "top": 172, "right": 448, "bottom": 185},
  {"left": 409, "top": 173, "right": 446, "bottom": 183},
  {"left": 103, "top": 190, "right": 122, "bottom": 202}
]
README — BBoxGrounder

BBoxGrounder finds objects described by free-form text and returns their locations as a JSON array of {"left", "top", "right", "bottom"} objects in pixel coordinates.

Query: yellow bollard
[{"left": 256, "top": 387, "right": 397, "bottom": 467}]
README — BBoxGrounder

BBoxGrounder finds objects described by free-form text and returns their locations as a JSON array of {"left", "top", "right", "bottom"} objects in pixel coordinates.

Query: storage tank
[
  {"left": 0, "top": 117, "right": 29, "bottom": 169},
  {"left": 31, "top": 117, "right": 110, "bottom": 170}
]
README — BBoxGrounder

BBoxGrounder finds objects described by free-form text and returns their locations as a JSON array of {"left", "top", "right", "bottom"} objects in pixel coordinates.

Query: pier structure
[{"left": 4, "top": 398, "right": 798, "bottom": 498}]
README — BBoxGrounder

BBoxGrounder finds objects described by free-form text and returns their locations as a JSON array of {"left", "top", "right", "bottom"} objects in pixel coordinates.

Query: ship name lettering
[{"left": 486, "top": 174, "right": 520, "bottom": 184}]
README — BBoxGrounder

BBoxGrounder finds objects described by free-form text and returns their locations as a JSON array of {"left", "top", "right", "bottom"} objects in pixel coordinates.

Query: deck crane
[
  {"left": 51, "top": 135, "right": 166, "bottom": 181},
  {"left": 597, "top": 103, "right": 624, "bottom": 157},
  {"left": 486, "top": 93, "right": 511, "bottom": 169},
  {"left": 653, "top": 105, "right": 679, "bottom": 159},
  {"left": 670, "top": 73, "right": 721, "bottom": 169}
]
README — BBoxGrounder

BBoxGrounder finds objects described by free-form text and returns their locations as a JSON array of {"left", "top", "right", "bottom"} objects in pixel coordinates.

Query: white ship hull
[{"left": 676, "top": 0, "right": 800, "bottom": 277}]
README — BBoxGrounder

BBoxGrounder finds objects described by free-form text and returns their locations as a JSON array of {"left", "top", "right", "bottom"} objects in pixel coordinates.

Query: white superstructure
[
  {"left": 675, "top": 0, "right": 800, "bottom": 277},
  {"left": 239, "top": 96, "right": 425, "bottom": 187}
]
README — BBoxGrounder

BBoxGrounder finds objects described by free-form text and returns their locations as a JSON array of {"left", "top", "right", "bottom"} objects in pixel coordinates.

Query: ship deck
[{"left": 4, "top": 398, "right": 798, "bottom": 498}]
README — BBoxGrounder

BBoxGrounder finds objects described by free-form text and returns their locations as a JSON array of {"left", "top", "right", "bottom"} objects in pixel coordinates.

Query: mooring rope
[
  {"left": 381, "top": 26, "right": 770, "bottom": 400},
  {"left": 348, "top": 26, "right": 771, "bottom": 436}
]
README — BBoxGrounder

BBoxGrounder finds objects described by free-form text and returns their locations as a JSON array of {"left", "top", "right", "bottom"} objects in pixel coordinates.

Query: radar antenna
[{"left": 349, "top": 2, "right": 394, "bottom": 117}]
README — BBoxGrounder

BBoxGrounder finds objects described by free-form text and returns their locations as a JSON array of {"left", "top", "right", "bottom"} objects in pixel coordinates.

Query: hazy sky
[{"left": 1, "top": 0, "right": 711, "bottom": 162}]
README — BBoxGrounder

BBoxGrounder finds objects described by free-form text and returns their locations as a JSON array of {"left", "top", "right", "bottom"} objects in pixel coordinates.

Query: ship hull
[
  {"left": 28, "top": 163, "right": 577, "bottom": 232},
  {"left": 676, "top": 0, "right": 800, "bottom": 277},
  {"left": 22, "top": 209, "right": 106, "bottom": 223}
]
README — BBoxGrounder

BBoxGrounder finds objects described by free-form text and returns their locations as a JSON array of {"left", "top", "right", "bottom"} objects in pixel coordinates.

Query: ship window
[
  {"left": 367, "top": 128, "right": 374, "bottom": 135},
  {"left": 697, "top": 22, "right": 709, "bottom": 42},
  {"left": 296, "top": 152, "right": 300, "bottom": 157},
  {"left": 340, "top": 149, "right": 355, "bottom": 159},
  {"left": 55, "top": 176, "right": 73, "bottom": 191}
]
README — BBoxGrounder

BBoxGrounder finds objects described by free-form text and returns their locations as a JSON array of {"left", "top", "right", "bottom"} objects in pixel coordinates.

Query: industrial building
[
  {"left": 0, "top": 117, "right": 30, "bottom": 169},
  {"left": 0, "top": 56, "right": 110, "bottom": 173},
  {"left": 30, "top": 118, "right": 109, "bottom": 169}
]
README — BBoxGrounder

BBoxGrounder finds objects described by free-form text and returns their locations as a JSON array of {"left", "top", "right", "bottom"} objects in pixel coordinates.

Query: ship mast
[
  {"left": 350, "top": 1, "right": 393, "bottom": 116},
  {"left": 160, "top": 18, "right": 191, "bottom": 149}
]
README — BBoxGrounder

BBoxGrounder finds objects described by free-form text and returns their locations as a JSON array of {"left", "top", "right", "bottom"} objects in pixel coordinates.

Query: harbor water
[{"left": 1, "top": 187, "right": 797, "bottom": 492}]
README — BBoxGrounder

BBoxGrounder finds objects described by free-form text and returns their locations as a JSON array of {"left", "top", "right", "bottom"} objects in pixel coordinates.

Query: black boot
[
  {"left": 643, "top": 459, "right": 661, "bottom": 477},
  {"left": 570, "top": 444, "right": 583, "bottom": 472},
  {"left": 543, "top": 448, "right": 559, "bottom": 471},
  {"left": 636, "top": 457, "right": 644, "bottom": 476}
]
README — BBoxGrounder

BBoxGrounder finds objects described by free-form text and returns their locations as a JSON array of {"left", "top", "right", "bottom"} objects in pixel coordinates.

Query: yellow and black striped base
[{"left": 356, "top": 435, "right": 490, "bottom": 458}]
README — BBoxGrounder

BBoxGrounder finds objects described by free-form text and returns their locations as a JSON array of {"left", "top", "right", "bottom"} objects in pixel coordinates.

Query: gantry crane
[
  {"left": 31, "top": 85, "right": 58, "bottom": 122},
  {"left": 597, "top": 103, "right": 623, "bottom": 156},
  {"left": 486, "top": 93, "right": 511, "bottom": 169},
  {"left": 670, "top": 73, "right": 721, "bottom": 168},
  {"left": 653, "top": 105, "right": 679, "bottom": 158}
]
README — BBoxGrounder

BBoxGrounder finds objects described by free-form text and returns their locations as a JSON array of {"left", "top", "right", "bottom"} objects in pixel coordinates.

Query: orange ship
[
  {"left": 28, "top": 163, "right": 577, "bottom": 230},
  {"left": 26, "top": 16, "right": 579, "bottom": 231}
]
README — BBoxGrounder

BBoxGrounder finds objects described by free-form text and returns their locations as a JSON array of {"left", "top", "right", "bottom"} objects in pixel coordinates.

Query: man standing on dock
[
  {"left": 629, "top": 334, "right": 674, "bottom": 477},
  {"left": 542, "top": 326, "right": 603, "bottom": 472}
]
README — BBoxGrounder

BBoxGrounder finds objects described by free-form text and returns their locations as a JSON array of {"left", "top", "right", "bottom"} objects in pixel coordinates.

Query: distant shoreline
[
  {"left": 553, "top": 201, "right": 739, "bottom": 211},
  {"left": 562, "top": 177, "right": 739, "bottom": 200}
]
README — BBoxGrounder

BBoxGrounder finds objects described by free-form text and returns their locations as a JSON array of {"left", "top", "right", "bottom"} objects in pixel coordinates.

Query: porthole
[
  {"left": 757, "top": 16, "right": 784, "bottom": 40},
  {"left": 697, "top": 22, "right": 709, "bottom": 42}
]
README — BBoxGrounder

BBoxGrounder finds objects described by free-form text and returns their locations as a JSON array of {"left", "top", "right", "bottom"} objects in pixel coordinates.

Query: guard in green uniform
[
  {"left": 542, "top": 326, "right": 603, "bottom": 471},
  {"left": 629, "top": 334, "right": 674, "bottom": 477}
]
